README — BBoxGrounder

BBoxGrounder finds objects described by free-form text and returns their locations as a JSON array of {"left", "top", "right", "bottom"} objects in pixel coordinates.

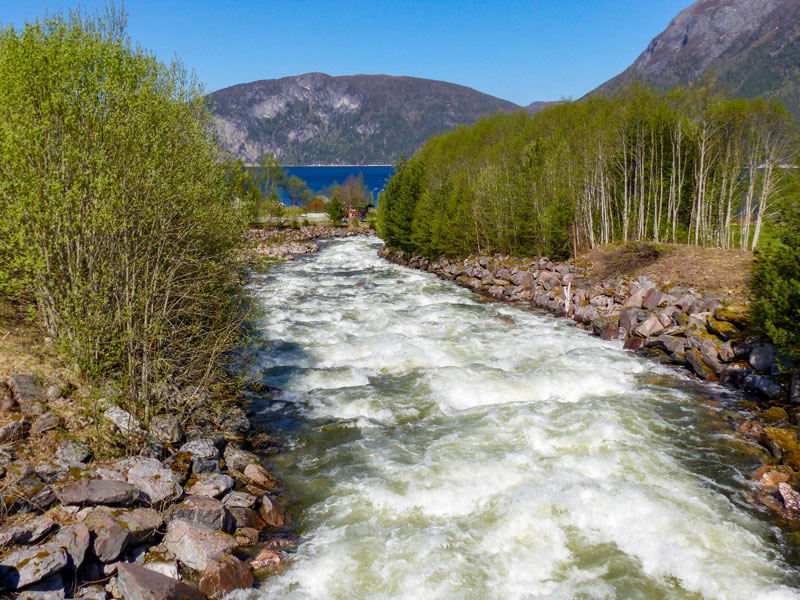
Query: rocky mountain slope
[
  {"left": 208, "top": 73, "right": 521, "bottom": 165},
  {"left": 593, "top": 0, "right": 800, "bottom": 119}
]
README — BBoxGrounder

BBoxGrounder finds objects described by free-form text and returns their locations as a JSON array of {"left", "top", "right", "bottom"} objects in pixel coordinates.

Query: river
[{"left": 234, "top": 237, "right": 800, "bottom": 600}]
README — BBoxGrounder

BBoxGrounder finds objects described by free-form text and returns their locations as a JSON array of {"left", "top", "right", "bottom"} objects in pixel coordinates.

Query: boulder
[
  {"left": 6, "top": 475, "right": 57, "bottom": 514},
  {"left": 0, "top": 415, "right": 26, "bottom": 444},
  {"left": 779, "top": 482, "right": 800, "bottom": 514},
  {"left": 228, "top": 507, "right": 265, "bottom": 530},
  {"left": 686, "top": 349, "right": 717, "bottom": 381},
  {"left": 199, "top": 554, "right": 253, "bottom": 599},
  {"left": 754, "top": 466, "right": 790, "bottom": 491},
  {"left": 7, "top": 375, "right": 46, "bottom": 414},
  {"left": 792, "top": 375, "right": 800, "bottom": 405},
  {"left": 55, "top": 441, "right": 91, "bottom": 464},
  {"left": 148, "top": 414, "right": 183, "bottom": 445},
  {"left": 644, "top": 335, "right": 685, "bottom": 355},
  {"left": 633, "top": 316, "right": 664, "bottom": 338},
  {"left": 623, "top": 337, "right": 645, "bottom": 351},
  {"left": 16, "top": 572, "right": 64, "bottom": 600},
  {"left": 103, "top": 406, "right": 143, "bottom": 436},
  {"left": 223, "top": 446, "right": 259, "bottom": 472},
  {"left": 618, "top": 308, "right": 641, "bottom": 332},
  {"left": 35, "top": 458, "right": 93, "bottom": 484},
  {"left": 117, "top": 563, "right": 206, "bottom": 600},
  {"left": 249, "top": 548, "right": 282, "bottom": 569},
  {"left": 219, "top": 408, "right": 250, "bottom": 434},
  {"left": 706, "top": 318, "right": 738, "bottom": 342},
  {"left": 74, "top": 584, "right": 107, "bottom": 600},
  {"left": 243, "top": 464, "right": 279, "bottom": 490},
  {"left": 125, "top": 456, "right": 182, "bottom": 504},
  {"left": 743, "top": 374, "right": 785, "bottom": 401},
  {"left": 223, "top": 491, "right": 257, "bottom": 509},
  {"left": 186, "top": 473, "right": 234, "bottom": 499},
  {"left": 52, "top": 479, "right": 138, "bottom": 506},
  {"left": 622, "top": 288, "right": 648, "bottom": 309},
  {"left": 170, "top": 495, "right": 234, "bottom": 533},
  {"left": 83, "top": 509, "right": 131, "bottom": 563},
  {"left": 573, "top": 304, "right": 598, "bottom": 324},
  {"left": 750, "top": 343, "right": 776, "bottom": 372},
  {"left": 714, "top": 305, "right": 749, "bottom": 328},
  {"left": 30, "top": 412, "right": 62, "bottom": 437},
  {"left": 163, "top": 519, "right": 239, "bottom": 572},
  {"left": 0, "top": 543, "right": 67, "bottom": 589},
  {"left": 114, "top": 508, "right": 162, "bottom": 544},
  {"left": 142, "top": 560, "right": 180, "bottom": 580},
  {"left": 180, "top": 439, "right": 220, "bottom": 475},
  {"left": 641, "top": 288, "right": 663, "bottom": 310},
  {"left": 719, "top": 341, "right": 735, "bottom": 363},
  {"left": 0, "top": 516, "right": 55, "bottom": 545},
  {"left": 53, "top": 523, "right": 90, "bottom": 569},
  {"left": 699, "top": 338, "right": 724, "bottom": 376},
  {"left": 258, "top": 494, "right": 289, "bottom": 528}
]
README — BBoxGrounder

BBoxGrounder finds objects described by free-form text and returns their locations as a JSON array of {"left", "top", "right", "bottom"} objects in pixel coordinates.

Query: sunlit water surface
[{"left": 231, "top": 237, "right": 800, "bottom": 600}]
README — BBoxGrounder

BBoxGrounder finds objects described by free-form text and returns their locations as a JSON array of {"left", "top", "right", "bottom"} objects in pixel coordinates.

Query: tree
[
  {"left": 326, "top": 197, "right": 347, "bottom": 223},
  {"left": 282, "top": 174, "right": 309, "bottom": 209},
  {"left": 0, "top": 8, "right": 246, "bottom": 421}
]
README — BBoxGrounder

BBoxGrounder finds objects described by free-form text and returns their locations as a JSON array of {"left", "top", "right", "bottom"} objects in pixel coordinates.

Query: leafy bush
[
  {"left": 752, "top": 202, "right": 800, "bottom": 363},
  {"left": 0, "top": 9, "right": 247, "bottom": 420},
  {"left": 326, "top": 197, "right": 347, "bottom": 223}
]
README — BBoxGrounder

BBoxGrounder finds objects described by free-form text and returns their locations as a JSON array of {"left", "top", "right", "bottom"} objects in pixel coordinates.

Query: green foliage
[
  {"left": 379, "top": 83, "right": 798, "bottom": 260},
  {"left": 752, "top": 202, "right": 800, "bottom": 362},
  {"left": 0, "top": 9, "right": 247, "bottom": 421},
  {"left": 326, "top": 197, "right": 347, "bottom": 223},
  {"left": 282, "top": 174, "right": 309, "bottom": 208}
]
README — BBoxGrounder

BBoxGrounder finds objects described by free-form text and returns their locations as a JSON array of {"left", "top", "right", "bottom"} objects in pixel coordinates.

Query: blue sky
[{"left": 1, "top": 1, "right": 693, "bottom": 105}]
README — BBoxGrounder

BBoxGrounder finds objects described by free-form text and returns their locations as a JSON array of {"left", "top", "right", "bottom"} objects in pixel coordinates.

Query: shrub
[
  {"left": 751, "top": 203, "right": 800, "bottom": 363},
  {"left": 0, "top": 9, "right": 247, "bottom": 421}
]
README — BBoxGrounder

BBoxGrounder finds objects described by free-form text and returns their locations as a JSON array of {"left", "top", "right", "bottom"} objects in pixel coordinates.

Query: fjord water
[{"left": 238, "top": 237, "right": 799, "bottom": 600}]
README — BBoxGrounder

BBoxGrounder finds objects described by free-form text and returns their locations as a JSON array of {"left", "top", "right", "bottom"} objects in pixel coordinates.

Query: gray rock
[
  {"left": 30, "top": 412, "right": 62, "bottom": 437},
  {"left": 163, "top": 519, "right": 239, "bottom": 572},
  {"left": 114, "top": 508, "right": 162, "bottom": 544},
  {"left": 0, "top": 415, "right": 26, "bottom": 444},
  {"left": 7, "top": 375, "right": 46, "bottom": 412},
  {"left": 7, "top": 475, "right": 57, "bottom": 514},
  {"left": 53, "top": 479, "right": 139, "bottom": 506},
  {"left": 185, "top": 431, "right": 226, "bottom": 452},
  {"left": 53, "top": 523, "right": 90, "bottom": 569},
  {"left": 118, "top": 562, "right": 206, "bottom": 600},
  {"left": 148, "top": 414, "right": 183, "bottom": 445},
  {"left": 641, "top": 288, "right": 663, "bottom": 310},
  {"left": 180, "top": 438, "right": 220, "bottom": 460},
  {"left": 170, "top": 495, "right": 234, "bottom": 533},
  {"left": 243, "top": 463, "right": 279, "bottom": 490},
  {"left": 573, "top": 304, "right": 598, "bottom": 324},
  {"left": 0, "top": 516, "right": 55, "bottom": 545},
  {"left": 143, "top": 560, "right": 180, "bottom": 580},
  {"left": 644, "top": 335, "right": 685, "bottom": 355},
  {"left": 35, "top": 458, "right": 93, "bottom": 484},
  {"left": 17, "top": 573, "right": 65, "bottom": 600},
  {"left": 83, "top": 509, "right": 131, "bottom": 563},
  {"left": 74, "top": 585, "right": 105, "bottom": 600},
  {"left": 223, "top": 445, "right": 259, "bottom": 472},
  {"left": 744, "top": 374, "right": 785, "bottom": 401},
  {"left": 0, "top": 543, "right": 67, "bottom": 589},
  {"left": 750, "top": 343, "right": 776, "bottom": 372},
  {"left": 219, "top": 407, "right": 250, "bottom": 434},
  {"left": 719, "top": 341, "right": 735, "bottom": 363},
  {"left": 223, "top": 491, "right": 257, "bottom": 509},
  {"left": 622, "top": 288, "right": 648, "bottom": 309},
  {"left": 125, "top": 456, "right": 182, "bottom": 504},
  {"left": 103, "top": 406, "right": 143, "bottom": 436},
  {"left": 699, "top": 338, "right": 725, "bottom": 376},
  {"left": 618, "top": 308, "right": 641, "bottom": 332},
  {"left": 55, "top": 441, "right": 91, "bottom": 464},
  {"left": 187, "top": 473, "right": 234, "bottom": 499},
  {"left": 228, "top": 507, "right": 264, "bottom": 530},
  {"left": 792, "top": 374, "right": 800, "bottom": 405},
  {"left": 686, "top": 349, "right": 717, "bottom": 381}
]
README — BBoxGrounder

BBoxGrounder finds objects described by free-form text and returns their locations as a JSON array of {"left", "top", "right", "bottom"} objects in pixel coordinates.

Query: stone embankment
[
  {"left": 379, "top": 246, "right": 800, "bottom": 522},
  {"left": 0, "top": 374, "right": 292, "bottom": 599},
  {"left": 246, "top": 225, "right": 374, "bottom": 259}
]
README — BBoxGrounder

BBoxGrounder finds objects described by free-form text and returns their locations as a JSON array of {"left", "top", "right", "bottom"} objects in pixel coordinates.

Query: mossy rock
[
  {"left": 763, "top": 406, "right": 790, "bottom": 422},
  {"left": 764, "top": 426, "right": 800, "bottom": 453},
  {"left": 706, "top": 318, "right": 739, "bottom": 342},
  {"left": 715, "top": 306, "right": 749, "bottom": 328}
]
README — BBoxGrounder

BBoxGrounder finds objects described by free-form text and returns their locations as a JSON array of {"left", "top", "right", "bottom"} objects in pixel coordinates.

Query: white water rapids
[{"left": 233, "top": 237, "right": 799, "bottom": 600}]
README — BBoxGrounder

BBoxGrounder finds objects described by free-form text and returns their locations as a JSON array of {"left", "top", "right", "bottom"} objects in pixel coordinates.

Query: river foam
[{"left": 234, "top": 237, "right": 799, "bottom": 600}]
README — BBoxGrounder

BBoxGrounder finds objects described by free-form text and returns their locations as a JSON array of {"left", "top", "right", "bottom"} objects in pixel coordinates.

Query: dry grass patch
[{"left": 579, "top": 242, "right": 754, "bottom": 305}]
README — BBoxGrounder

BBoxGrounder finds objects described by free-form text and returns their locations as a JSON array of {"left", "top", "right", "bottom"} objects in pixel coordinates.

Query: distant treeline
[{"left": 378, "top": 83, "right": 798, "bottom": 259}]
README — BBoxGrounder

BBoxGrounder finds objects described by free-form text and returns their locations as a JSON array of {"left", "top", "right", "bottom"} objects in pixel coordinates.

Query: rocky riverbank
[
  {"left": 378, "top": 246, "right": 800, "bottom": 523},
  {"left": 245, "top": 225, "right": 375, "bottom": 259},
  {"left": 0, "top": 373, "right": 293, "bottom": 599}
]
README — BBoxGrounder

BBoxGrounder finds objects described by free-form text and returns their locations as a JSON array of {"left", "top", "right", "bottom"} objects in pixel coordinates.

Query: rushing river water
[{"left": 234, "top": 237, "right": 800, "bottom": 600}]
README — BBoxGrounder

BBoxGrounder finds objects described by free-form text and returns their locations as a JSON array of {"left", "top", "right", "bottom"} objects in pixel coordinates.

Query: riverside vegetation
[{"left": 0, "top": 8, "right": 304, "bottom": 599}]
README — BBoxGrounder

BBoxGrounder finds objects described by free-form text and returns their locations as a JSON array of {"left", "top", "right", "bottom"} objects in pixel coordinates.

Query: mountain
[
  {"left": 208, "top": 73, "right": 521, "bottom": 166},
  {"left": 592, "top": 0, "right": 800, "bottom": 119},
  {"left": 525, "top": 101, "right": 561, "bottom": 114}
]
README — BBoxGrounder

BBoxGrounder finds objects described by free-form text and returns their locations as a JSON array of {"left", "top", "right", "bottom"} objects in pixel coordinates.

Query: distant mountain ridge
[
  {"left": 593, "top": 0, "right": 800, "bottom": 119},
  {"left": 208, "top": 73, "right": 523, "bottom": 166}
]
